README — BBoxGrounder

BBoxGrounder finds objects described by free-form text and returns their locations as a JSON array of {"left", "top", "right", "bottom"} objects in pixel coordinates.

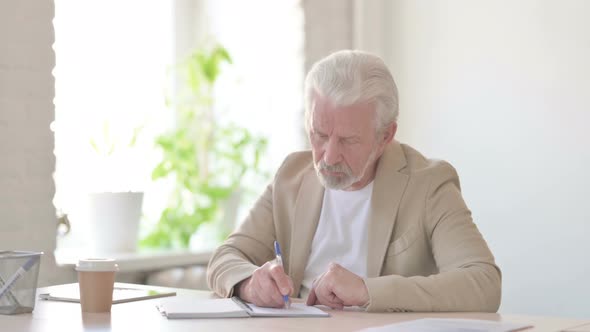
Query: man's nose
[{"left": 323, "top": 137, "right": 341, "bottom": 166}]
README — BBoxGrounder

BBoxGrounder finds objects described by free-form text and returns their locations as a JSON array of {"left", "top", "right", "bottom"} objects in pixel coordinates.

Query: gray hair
[{"left": 304, "top": 50, "right": 399, "bottom": 134}]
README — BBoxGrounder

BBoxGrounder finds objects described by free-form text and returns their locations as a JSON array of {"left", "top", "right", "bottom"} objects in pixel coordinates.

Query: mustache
[{"left": 317, "top": 161, "right": 352, "bottom": 175}]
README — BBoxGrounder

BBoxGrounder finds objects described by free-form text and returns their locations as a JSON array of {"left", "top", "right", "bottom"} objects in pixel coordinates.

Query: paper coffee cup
[{"left": 76, "top": 258, "right": 119, "bottom": 313}]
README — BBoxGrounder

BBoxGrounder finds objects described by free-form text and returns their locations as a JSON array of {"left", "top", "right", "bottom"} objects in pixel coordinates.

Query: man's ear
[{"left": 381, "top": 122, "right": 397, "bottom": 145}]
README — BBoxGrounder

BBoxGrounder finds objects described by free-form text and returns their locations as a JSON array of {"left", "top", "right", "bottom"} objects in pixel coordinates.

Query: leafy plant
[
  {"left": 140, "top": 45, "right": 268, "bottom": 249},
  {"left": 86, "top": 120, "right": 146, "bottom": 192},
  {"left": 89, "top": 120, "right": 143, "bottom": 158}
]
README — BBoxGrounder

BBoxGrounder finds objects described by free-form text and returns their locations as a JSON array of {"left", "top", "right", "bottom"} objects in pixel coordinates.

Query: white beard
[{"left": 314, "top": 146, "right": 378, "bottom": 190}]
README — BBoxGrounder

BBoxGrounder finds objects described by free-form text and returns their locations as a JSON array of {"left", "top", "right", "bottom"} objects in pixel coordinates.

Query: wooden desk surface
[{"left": 1, "top": 283, "right": 588, "bottom": 332}]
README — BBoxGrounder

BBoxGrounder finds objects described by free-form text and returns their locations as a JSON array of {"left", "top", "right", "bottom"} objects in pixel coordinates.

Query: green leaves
[
  {"left": 89, "top": 120, "right": 145, "bottom": 158},
  {"left": 182, "top": 45, "right": 232, "bottom": 97},
  {"left": 89, "top": 121, "right": 116, "bottom": 157},
  {"left": 140, "top": 45, "right": 267, "bottom": 249},
  {"left": 201, "top": 46, "right": 232, "bottom": 84}
]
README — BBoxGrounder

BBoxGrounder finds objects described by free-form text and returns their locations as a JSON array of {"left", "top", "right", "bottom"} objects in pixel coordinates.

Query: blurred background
[{"left": 1, "top": 0, "right": 588, "bottom": 318}]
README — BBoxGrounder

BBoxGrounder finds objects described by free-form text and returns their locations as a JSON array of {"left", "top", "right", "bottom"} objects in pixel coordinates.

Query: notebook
[
  {"left": 157, "top": 296, "right": 330, "bottom": 319},
  {"left": 39, "top": 286, "right": 176, "bottom": 304},
  {"left": 359, "top": 318, "right": 533, "bottom": 332}
]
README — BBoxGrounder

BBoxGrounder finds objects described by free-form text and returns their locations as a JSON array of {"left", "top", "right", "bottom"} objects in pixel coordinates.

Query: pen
[
  {"left": 0, "top": 255, "right": 38, "bottom": 301},
  {"left": 273, "top": 240, "right": 290, "bottom": 309},
  {"left": 0, "top": 275, "right": 21, "bottom": 307}
]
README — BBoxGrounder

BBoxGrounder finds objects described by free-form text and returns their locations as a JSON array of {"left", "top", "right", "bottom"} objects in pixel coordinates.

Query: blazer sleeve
[
  {"left": 206, "top": 182, "right": 277, "bottom": 298},
  {"left": 364, "top": 162, "right": 502, "bottom": 312}
]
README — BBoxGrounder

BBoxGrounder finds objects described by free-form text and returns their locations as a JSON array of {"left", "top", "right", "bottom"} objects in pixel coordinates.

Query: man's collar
[{"left": 375, "top": 141, "right": 407, "bottom": 180}]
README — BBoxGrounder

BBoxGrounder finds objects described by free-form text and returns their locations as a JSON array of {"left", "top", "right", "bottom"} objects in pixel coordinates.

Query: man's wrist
[
  {"left": 359, "top": 278, "right": 371, "bottom": 308},
  {"left": 234, "top": 277, "right": 250, "bottom": 298}
]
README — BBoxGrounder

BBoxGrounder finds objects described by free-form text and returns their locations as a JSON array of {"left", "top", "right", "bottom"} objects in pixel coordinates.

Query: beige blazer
[{"left": 207, "top": 141, "right": 501, "bottom": 312}]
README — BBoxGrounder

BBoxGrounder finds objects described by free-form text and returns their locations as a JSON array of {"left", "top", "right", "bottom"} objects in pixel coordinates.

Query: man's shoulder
[
  {"left": 398, "top": 143, "right": 458, "bottom": 179},
  {"left": 275, "top": 150, "right": 314, "bottom": 181}
]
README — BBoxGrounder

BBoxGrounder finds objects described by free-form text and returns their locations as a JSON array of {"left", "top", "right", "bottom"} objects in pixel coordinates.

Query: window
[
  {"left": 53, "top": 0, "right": 304, "bottom": 253},
  {"left": 53, "top": 1, "right": 174, "bottom": 251}
]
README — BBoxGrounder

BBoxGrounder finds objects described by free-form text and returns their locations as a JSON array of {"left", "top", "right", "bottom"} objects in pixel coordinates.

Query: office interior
[{"left": 1, "top": 0, "right": 588, "bottom": 319}]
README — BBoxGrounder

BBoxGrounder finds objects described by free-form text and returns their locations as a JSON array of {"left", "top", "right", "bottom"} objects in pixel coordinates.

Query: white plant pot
[
  {"left": 86, "top": 192, "right": 143, "bottom": 255},
  {"left": 189, "top": 189, "right": 242, "bottom": 251}
]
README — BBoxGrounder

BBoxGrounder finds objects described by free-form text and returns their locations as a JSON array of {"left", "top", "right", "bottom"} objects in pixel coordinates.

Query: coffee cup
[{"left": 75, "top": 258, "right": 119, "bottom": 313}]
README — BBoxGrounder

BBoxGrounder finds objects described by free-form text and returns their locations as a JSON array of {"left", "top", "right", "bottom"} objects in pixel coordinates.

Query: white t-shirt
[{"left": 299, "top": 182, "right": 373, "bottom": 299}]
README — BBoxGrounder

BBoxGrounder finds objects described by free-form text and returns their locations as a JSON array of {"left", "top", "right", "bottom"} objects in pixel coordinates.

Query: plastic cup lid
[{"left": 75, "top": 258, "right": 119, "bottom": 272}]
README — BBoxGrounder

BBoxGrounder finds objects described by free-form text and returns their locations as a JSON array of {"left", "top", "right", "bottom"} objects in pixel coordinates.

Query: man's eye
[
  {"left": 343, "top": 138, "right": 358, "bottom": 145},
  {"left": 316, "top": 133, "right": 328, "bottom": 139}
]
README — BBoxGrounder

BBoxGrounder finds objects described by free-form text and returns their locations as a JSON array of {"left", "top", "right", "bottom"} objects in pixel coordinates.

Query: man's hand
[
  {"left": 306, "top": 262, "right": 369, "bottom": 309},
  {"left": 235, "top": 260, "right": 294, "bottom": 308}
]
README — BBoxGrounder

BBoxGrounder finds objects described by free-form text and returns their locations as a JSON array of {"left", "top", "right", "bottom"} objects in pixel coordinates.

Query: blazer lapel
[
  {"left": 366, "top": 142, "right": 409, "bottom": 277},
  {"left": 289, "top": 168, "right": 324, "bottom": 295}
]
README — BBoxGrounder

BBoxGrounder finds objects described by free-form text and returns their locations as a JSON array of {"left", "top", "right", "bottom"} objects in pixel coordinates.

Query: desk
[
  {"left": 564, "top": 322, "right": 590, "bottom": 332},
  {"left": 1, "top": 283, "right": 588, "bottom": 332}
]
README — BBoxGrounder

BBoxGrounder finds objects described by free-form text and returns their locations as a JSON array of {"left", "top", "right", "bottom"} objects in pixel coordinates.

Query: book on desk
[{"left": 157, "top": 296, "right": 329, "bottom": 319}]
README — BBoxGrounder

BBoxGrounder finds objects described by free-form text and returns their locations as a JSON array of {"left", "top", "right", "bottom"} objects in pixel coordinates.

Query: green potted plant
[
  {"left": 140, "top": 45, "right": 268, "bottom": 249},
  {"left": 78, "top": 120, "right": 147, "bottom": 254}
]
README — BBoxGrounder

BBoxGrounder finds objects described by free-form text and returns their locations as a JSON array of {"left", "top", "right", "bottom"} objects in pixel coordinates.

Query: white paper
[
  {"left": 39, "top": 286, "right": 176, "bottom": 304},
  {"left": 360, "top": 318, "right": 533, "bottom": 332},
  {"left": 247, "top": 302, "right": 329, "bottom": 317}
]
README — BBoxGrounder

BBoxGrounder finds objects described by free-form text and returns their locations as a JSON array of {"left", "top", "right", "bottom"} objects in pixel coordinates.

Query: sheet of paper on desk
[
  {"left": 39, "top": 286, "right": 176, "bottom": 304},
  {"left": 563, "top": 323, "right": 590, "bottom": 332},
  {"left": 245, "top": 302, "right": 330, "bottom": 317},
  {"left": 359, "top": 318, "right": 533, "bottom": 332}
]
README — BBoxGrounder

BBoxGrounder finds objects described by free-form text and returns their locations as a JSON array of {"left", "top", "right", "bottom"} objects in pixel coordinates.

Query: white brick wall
[{"left": 0, "top": 0, "right": 70, "bottom": 285}]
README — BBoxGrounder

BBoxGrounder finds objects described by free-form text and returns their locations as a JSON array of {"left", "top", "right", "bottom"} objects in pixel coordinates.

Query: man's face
[{"left": 309, "top": 94, "right": 390, "bottom": 191}]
